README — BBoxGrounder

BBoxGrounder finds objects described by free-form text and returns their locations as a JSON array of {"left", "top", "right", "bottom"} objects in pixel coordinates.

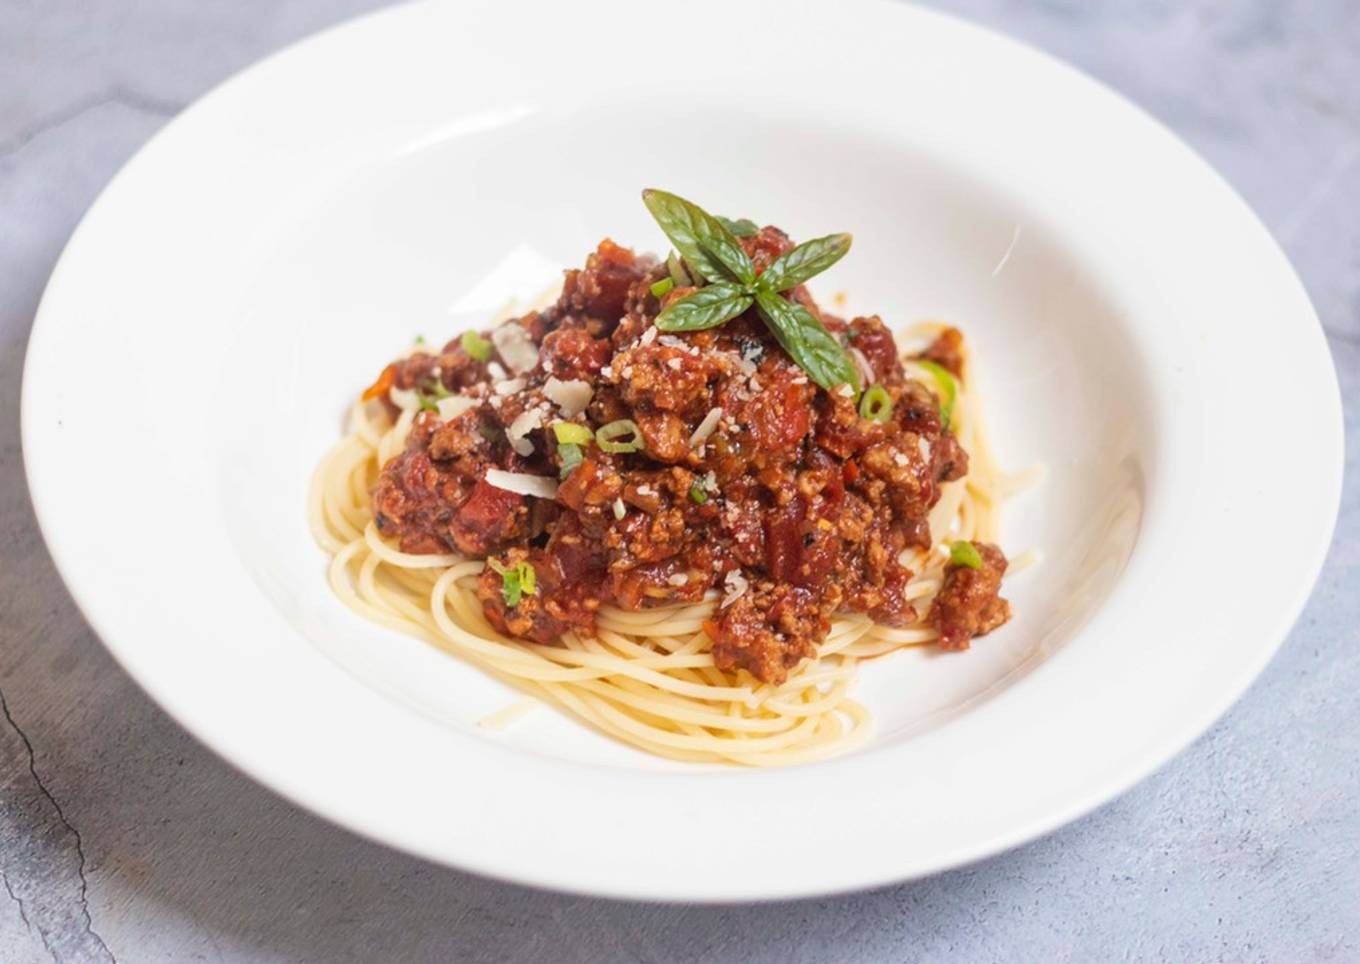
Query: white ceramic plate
[{"left": 23, "top": 0, "right": 1342, "bottom": 901}]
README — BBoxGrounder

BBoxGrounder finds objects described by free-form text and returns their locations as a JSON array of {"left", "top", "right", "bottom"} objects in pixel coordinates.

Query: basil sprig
[{"left": 641, "top": 189, "right": 859, "bottom": 395}]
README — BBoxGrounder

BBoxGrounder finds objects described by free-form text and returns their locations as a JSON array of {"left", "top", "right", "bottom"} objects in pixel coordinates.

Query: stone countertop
[{"left": 1, "top": 2, "right": 1356, "bottom": 961}]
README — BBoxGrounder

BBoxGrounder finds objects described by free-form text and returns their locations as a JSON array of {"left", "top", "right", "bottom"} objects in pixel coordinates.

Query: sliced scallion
[
  {"left": 596, "top": 419, "right": 644, "bottom": 454},
  {"left": 552, "top": 421, "right": 593, "bottom": 445},
  {"left": 650, "top": 277, "right": 675, "bottom": 299},
  {"left": 859, "top": 383, "right": 892, "bottom": 422},
  {"left": 915, "top": 360, "right": 958, "bottom": 431},
  {"left": 487, "top": 559, "right": 537, "bottom": 607},
  {"left": 557, "top": 442, "right": 584, "bottom": 479},
  {"left": 425, "top": 378, "right": 452, "bottom": 399},
  {"left": 666, "top": 251, "right": 692, "bottom": 287},
  {"left": 461, "top": 330, "right": 493, "bottom": 362},
  {"left": 949, "top": 540, "right": 983, "bottom": 570}
]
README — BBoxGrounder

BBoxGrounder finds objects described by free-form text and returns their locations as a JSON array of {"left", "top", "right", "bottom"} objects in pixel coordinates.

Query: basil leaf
[
  {"left": 642, "top": 189, "right": 755, "bottom": 285},
  {"left": 759, "top": 233, "right": 852, "bottom": 293},
  {"left": 754, "top": 290, "right": 860, "bottom": 395},
  {"left": 655, "top": 283, "right": 753, "bottom": 332},
  {"left": 718, "top": 216, "right": 759, "bottom": 238}
]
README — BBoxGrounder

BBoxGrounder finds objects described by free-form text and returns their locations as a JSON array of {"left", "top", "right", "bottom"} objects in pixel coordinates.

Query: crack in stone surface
[
  {"left": 0, "top": 686, "right": 116, "bottom": 963},
  {"left": 2, "top": 869, "right": 34, "bottom": 931}
]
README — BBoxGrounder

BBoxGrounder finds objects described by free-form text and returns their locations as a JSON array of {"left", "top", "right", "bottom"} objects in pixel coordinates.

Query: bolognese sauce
[{"left": 367, "top": 229, "right": 1010, "bottom": 685}]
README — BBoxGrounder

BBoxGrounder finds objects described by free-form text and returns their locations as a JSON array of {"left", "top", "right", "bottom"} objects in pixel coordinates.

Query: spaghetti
[{"left": 309, "top": 319, "right": 1023, "bottom": 766}]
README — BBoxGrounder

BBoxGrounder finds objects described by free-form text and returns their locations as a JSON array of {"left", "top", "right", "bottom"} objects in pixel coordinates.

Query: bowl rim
[{"left": 21, "top": 0, "right": 1343, "bottom": 901}]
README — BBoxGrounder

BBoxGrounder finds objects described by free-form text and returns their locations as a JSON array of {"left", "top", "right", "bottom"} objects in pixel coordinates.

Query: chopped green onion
[
  {"left": 414, "top": 334, "right": 426, "bottom": 345},
  {"left": 425, "top": 378, "right": 452, "bottom": 399},
  {"left": 518, "top": 561, "right": 536, "bottom": 597},
  {"left": 689, "top": 482, "right": 707, "bottom": 504},
  {"left": 667, "top": 251, "right": 693, "bottom": 287},
  {"left": 596, "top": 419, "right": 644, "bottom": 453},
  {"left": 915, "top": 360, "right": 958, "bottom": 431},
  {"left": 416, "top": 394, "right": 439, "bottom": 413},
  {"left": 949, "top": 540, "right": 983, "bottom": 570},
  {"left": 461, "top": 330, "right": 493, "bottom": 362},
  {"left": 650, "top": 277, "right": 675, "bottom": 299},
  {"left": 552, "top": 421, "right": 593, "bottom": 445},
  {"left": 558, "top": 442, "right": 584, "bottom": 479},
  {"left": 859, "top": 383, "right": 892, "bottom": 422},
  {"left": 487, "top": 559, "right": 537, "bottom": 607}
]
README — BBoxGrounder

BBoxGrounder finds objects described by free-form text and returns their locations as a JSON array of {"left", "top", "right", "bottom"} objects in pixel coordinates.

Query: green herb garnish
[
  {"left": 718, "top": 216, "right": 759, "bottom": 238},
  {"left": 488, "top": 559, "right": 537, "bottom": 607},
  {"left": 424, "top": 378, "right": 452, "bottom": 399},
  {"left": 689, "top": 482, "right": 708, "bottom": 504},
  {"left": 666, "top": 251, "right": 693, "bottom": 287},
  {"left": 557, "top": 442, "right": 584, "bottom": 479},
  {"left": 596, "top": 419, "right": 644, "bottom": 453},
  {"left": 949, "top": 540, "right": 983, "bottom": 570},
  {"left": 416, "top": 393, "right": 439, "bottom": 413},
  {"left": 859, "top": 384, "right": 892, "bottom": 422},
  {"left": 915, "top": 360, "right": 958, "bottom": 432},
  {"left": 642, "top": 189, "right": 858, "bottom": 396},
  {"left": 414, "top": 334, "right": 426, "bottom": 345},
  {"left": 552, "top": 421, "right": 593, "bottom": 445},
  {"left": 754, "top": 290, "right": 861, "bottom": 396},
  {"left": 650, "top": 277, "right": 675, "bottom": 299},
  {"left": 461, "top": 330, "right": 493, "bottom": 362}
]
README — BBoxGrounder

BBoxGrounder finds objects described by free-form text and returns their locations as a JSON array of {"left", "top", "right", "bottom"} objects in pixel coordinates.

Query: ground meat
[
  {"left": 364, "top": 232, "right": 1002, "bottom": 684},
  {"left": 560, "top": 239, "right": 656, "bottom": 328},
  {"left": 932, "top": 542, "right": 1011, "bottom": 650},
  {"left": 914, "top": 326, "right": 966, "bottom": 377}
]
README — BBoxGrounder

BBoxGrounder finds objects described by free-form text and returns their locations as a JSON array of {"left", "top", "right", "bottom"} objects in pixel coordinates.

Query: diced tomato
[{"left": 449, "top": 479, "right": 524, "bottom": 555}]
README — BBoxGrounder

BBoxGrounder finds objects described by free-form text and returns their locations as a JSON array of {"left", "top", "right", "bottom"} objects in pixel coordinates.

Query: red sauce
[{"left": 369, "top": 230, "right": 1009, "bottom": 683}]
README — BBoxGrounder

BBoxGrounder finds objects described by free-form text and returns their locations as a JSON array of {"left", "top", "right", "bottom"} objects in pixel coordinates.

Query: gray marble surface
[{"left": 1, "top": 1, "right": 1356, "bottom": 960}]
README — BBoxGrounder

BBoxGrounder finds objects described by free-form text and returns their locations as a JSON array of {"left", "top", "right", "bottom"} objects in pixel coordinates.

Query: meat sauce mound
[{"left": 369, "top": 231, "right": 1009, "bottom": 683}]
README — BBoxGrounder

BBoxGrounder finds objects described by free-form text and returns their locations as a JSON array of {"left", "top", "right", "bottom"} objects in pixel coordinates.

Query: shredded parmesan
[
  {"left": 849, "top": 346, "right": 876, "bottom": 387},
  {"left": 494, "top": 377, "right": 526, "bottom": 396},
  {"left": 689, "top": 407, "right": 723, "bottom": 447},
  {"left": 437, "top": 396, "right": 479, "bottom": 420},
  {"left": 667, "top": 573, "right": 689, "bottom": 586},
  {"left": 506, "top": 408, "right": 543, "bottom": 456},
  {"left": 388, "top": 386, "right": 419, "bottom": 411},
  {"left": 612, "top": 498, "right": 626, "bottom": 520},
  {"left": 484, "top": 469, "right": 558, "bottom": 499},
  {"left": 490, "top": 323, "right": 538, "bottom": 374},
  {"left": 543, "top": 377, "right": 592, "bottom": 417},
  {"left": 721, "top": 570, "right": 749, "bottom": 608}
]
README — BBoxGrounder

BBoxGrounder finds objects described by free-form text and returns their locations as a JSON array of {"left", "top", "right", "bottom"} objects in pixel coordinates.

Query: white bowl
[{"left": 22, "top": 0, "right": 1342, "bottom": 900}]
